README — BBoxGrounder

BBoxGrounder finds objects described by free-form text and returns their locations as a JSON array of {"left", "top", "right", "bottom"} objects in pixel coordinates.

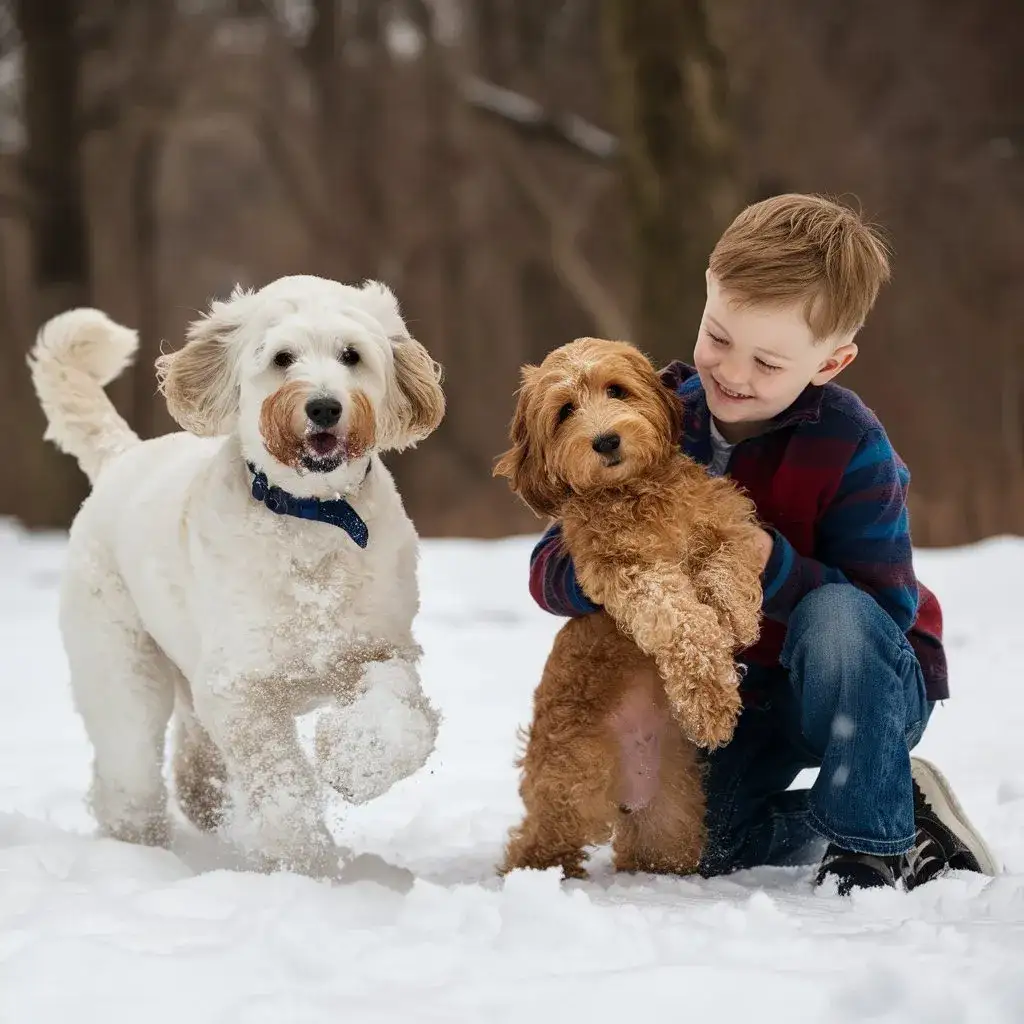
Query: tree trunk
[
  {"left": 14, "top": 0, "right": 91, "bottom": 526},
  {"left": 601, "top": 0, "right": 735, "bottom": 361},
  {"left": 18, "top": 0, "right": 90, "bottom": 315}
]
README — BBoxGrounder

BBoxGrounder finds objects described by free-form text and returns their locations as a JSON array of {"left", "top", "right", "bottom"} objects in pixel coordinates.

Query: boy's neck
[{"left": 712, "top": 415, "right": 766, "bottom": 445}]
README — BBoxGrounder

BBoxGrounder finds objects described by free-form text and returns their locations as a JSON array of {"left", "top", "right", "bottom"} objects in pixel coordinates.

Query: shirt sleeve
[
  {"left": 528, "top": 522, "right": 601, "bottom": 617},
  {"left": 760, "top": 428, "right": 920, "bottom": 631}
]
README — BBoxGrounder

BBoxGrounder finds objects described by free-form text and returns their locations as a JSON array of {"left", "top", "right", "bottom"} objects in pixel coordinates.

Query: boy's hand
[{"left": 755, "top": 527, "right": 775, "bottom": 571}]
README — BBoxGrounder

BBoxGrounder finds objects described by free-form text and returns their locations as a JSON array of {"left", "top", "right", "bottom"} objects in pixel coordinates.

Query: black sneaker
[
  {"left": 901, "top": 756, "right": 1001, "bottom": 890},
  {"left": 816, "top": 843, "right": 901, "bottom": 895}
]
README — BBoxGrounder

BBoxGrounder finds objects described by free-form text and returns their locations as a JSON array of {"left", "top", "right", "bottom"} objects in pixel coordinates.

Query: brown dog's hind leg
[
  {"left": 500, "top": 615, "right": 639, "bottom": 879},
  {"left": 613, "top": 725, "right": 706, "bottom": 876},
  {"left": 501, "top": 731, "right": 617, "bottom": 879}
]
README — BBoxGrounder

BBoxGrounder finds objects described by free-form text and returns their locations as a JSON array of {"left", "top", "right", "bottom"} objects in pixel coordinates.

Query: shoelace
[{"left": 902, "top": 829, "right": 944, "bottom": 884}]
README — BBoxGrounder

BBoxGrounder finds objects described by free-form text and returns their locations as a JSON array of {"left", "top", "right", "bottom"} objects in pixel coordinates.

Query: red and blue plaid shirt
[{"left": 529, "top": 362, "right": 948, "bottom": 702}]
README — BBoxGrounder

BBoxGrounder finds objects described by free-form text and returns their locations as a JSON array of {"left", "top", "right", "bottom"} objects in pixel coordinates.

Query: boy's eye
[
  {"left": 708, "top": 331, "right": 728, "bottom": 346},
  {"left": 755, "top": 358, "right": 782, "bottom": 373},
  {"left": 606, "top": 383, "right": 627, "bottom": 400},
  {"left": 272, "top": 350, "right": 295, "bottom": 369},
  {"left": 557, "top": 402, "right": 574, "bottom": 424}
]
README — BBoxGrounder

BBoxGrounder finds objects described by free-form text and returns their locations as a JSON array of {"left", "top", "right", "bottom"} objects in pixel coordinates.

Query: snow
[{"left": 1, "top": 517, "right": 1023, "bottom": 1022}]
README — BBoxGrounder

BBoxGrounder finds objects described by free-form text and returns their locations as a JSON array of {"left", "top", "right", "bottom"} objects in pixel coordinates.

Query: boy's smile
[{"left": 694, "top": 273, "right": 859, "bottom": 444}]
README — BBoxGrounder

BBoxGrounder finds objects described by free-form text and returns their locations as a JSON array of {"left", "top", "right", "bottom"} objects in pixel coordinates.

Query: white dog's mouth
[
  {"left": 301, "top": 429, "right": 344, "bottom": 472},
  {"left": 307, "top": 430, "right": 340, "bottom": 457}
]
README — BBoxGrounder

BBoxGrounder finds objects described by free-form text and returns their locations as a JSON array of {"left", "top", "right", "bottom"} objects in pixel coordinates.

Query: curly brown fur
[
  {"left": 500, "top": 613, "right": 705, "bottom": 878},
  {"left": 495, "top": 337, "right": 764, "bottom": 878}
]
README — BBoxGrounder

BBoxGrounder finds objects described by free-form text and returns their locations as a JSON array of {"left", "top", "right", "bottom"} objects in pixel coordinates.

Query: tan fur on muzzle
[
  {"left": 259, "top": 380, "right": 310, "bottom": 468},
  {"left": 345, "top": 391, "right": 376, "bottom": 458}
]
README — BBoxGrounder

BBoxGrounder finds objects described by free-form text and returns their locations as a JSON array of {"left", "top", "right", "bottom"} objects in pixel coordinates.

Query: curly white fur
[{"left": 28, "top": 275, "right": 446, "bottom": 876}]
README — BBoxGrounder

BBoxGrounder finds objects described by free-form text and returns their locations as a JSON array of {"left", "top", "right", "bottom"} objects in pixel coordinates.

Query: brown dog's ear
[
  {"left": 494, "top": 367, "right": 565, "bottom": 519},
  {"left": 649, "top": 361, "right": 684, "bottom": 448},
  {"left": 657, "top": 378, "right": 684, "bottom": 448}
]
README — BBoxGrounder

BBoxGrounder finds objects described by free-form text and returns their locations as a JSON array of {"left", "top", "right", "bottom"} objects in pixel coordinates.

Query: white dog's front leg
[
  {"left": 315, "top": 656, "right": 439, "bottom": 805},
  {"left": 193, "top": 680, "right": 339, "bottom": 875}
]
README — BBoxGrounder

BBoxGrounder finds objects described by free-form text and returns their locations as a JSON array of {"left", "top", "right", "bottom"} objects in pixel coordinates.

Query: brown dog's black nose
[
  {"left": 306, "top": 397, "right": 342, "bottom": 429},
  {"left": 592, "top": 432, "right": 621, "bottom": 454}
]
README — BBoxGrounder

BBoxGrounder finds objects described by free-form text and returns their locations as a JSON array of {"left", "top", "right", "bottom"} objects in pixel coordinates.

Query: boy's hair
[{"left": 709, "top": 193, "right": 891, "bottom": 341}]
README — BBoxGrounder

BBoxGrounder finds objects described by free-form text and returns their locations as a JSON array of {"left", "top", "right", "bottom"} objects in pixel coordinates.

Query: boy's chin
[{"left": 707, "top": 398, "right": 758, "bottom": 423}]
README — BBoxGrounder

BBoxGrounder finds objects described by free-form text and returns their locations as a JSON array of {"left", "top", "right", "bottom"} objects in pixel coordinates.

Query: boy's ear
[{"left": 812, "top": 340, "right": 858, "bottom": 385}]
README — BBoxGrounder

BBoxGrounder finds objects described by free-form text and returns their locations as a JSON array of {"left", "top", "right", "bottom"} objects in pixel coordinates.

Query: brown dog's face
[{"left": 494, "top": 338, "right": 683, "bottom": 517}]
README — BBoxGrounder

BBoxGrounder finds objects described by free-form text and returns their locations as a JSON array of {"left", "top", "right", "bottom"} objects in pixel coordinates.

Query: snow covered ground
[{"left": 2, "top": 517, "right": 1023, "bottom": 1023}]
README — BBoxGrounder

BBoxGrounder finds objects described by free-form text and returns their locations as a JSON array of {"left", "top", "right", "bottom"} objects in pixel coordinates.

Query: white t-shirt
[{"left": 707, "top": 417, "right": 735, "bottom": 477}]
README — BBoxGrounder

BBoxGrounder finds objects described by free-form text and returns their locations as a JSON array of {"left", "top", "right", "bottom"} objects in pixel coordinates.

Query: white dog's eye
[
  {"left": 272, "top": 350, "right": 295, "bottom": 369},
  {"left": 339, "top": 348, "right": 360, "bottom": 367}
]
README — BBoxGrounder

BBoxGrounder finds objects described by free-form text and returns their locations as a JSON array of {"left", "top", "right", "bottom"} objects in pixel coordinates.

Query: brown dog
[{"left": 494, "top": 337, "right": 764, "bottom": 879}]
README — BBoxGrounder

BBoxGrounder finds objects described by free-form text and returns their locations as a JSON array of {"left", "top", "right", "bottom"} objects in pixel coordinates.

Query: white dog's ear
[
  {"left": 360, "top": 280, "right": 445, "bottom": 450},
  {"left": 156, "top": 287, "right": 252, "bottom": 436},
  {"left": 358, "top": 280, "right": 411, "bottom": 340},
  {"left": 386, "top": 338, "right": 446, "bottom": 449}
]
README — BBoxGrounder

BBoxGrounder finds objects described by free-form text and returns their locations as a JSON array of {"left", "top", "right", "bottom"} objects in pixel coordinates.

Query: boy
[{"left": 529, "top": 194, "right": 998, "bottom": 894}]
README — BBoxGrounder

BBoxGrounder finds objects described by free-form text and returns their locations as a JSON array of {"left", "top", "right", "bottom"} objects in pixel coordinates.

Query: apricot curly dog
[{"left": 494, "top": 337, "right": 764, "bottom": 879}]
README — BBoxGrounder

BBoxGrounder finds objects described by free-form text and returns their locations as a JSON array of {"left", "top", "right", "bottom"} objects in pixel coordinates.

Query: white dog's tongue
[{"left": 308, "top": 432, "right": 338, "bottom": 455}]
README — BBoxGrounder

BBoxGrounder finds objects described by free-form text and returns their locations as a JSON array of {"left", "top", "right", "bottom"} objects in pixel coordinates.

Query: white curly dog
[{"left": 29, "top": 275, "right": 445, "bottom": 875}]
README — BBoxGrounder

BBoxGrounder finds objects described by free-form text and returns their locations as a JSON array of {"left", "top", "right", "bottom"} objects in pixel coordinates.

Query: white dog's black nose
[
  {"left": 306, "top": 397, "right": 342, "bottom": 429},
  {"left": 592, "top": 432, "right": 621, "bottom": 454}
]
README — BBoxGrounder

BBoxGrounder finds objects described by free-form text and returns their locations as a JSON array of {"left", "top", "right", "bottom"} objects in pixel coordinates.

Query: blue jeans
[{"left": 700, "top": 584, "right": 932, "bottom": 875}]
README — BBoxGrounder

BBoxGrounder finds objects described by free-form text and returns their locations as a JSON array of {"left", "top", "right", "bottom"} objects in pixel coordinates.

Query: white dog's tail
[{"left": 28, "top": 308, "right": 141, "bottom": 483}]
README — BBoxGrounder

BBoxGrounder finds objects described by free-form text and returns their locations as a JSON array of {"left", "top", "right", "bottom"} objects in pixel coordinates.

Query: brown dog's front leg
[
  {"left": 693, "top": 535, "right": 764, "bottom": 650},
  {"left": 584, "top": 566, "right": 742, "bottom": 750}
]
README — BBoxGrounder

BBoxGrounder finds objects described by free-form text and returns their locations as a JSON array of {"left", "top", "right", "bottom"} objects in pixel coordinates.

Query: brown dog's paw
[
  {"left": 686, "top": 689, "right": 742, "bottom": 750},
  {"left": 499, "top": 848, "right": 589, "bottom": 880},
  {"left": 662, "top": 663, "right": 743, "bottom": 750}
]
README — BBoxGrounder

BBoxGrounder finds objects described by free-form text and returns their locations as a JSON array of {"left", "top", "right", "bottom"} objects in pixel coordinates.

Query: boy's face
[{"left": 693, "top": 273, "right": 858, "bottom": 442}]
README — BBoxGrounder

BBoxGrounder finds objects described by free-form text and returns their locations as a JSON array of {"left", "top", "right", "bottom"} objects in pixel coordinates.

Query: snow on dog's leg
[
  {"left": 193, "top": 676, "right": 339, "bottom": 876},
  {"left": 60, "top": 557, "right": 175, "bottom": 847},
  {"left": 315, "top": 656, "right": 439, "bottom": 805}
]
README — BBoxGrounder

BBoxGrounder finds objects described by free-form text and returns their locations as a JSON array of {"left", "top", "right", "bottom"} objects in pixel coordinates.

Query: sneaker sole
[{"left": 910, "top": 756, "right": 1001, "bottom": 876}]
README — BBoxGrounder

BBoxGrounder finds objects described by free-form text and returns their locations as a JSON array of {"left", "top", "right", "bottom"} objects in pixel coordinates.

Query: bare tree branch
[
  {"left": 495, "top": 131, "right": 631, "bottom": 340},
  {"left": 459, "top": 73, "right": 618, "bottom": 163}
]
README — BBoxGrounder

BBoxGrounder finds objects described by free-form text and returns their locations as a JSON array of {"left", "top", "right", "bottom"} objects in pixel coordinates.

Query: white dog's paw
[
  {"left": 227, "top": 804, "right": 342, "bottom": 877},
  {"left": 315, "top": 661, "right": 439, "bottom": 804}
]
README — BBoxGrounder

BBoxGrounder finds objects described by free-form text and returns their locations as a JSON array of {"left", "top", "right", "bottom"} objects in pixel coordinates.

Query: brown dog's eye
[
  {"left": 606, "top": 383, "right": 627, "bottom": 400},
  {"left": 557, "top": 402, "right": 574, "bottom": 424},
  {"left": 273, "top": 350, "right": 295, "bottom": 369}
]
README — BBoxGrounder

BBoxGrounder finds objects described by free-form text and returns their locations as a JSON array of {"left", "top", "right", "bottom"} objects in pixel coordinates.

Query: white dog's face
[{"left": 156, "top": 276, "right": 444, "bottom": 494}]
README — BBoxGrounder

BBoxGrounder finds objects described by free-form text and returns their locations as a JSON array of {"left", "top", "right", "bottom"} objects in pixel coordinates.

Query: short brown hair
[{"left": 708, "top": 193, "right": 891, "bottom": 341}]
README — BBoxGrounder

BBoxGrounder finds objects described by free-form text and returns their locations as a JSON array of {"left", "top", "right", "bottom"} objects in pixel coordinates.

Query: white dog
[{"left": 28, "top": 275, "right": 446, "bottom": 875}]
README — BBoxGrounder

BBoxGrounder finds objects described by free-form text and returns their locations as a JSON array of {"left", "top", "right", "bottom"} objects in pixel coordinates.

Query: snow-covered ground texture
[{"left": 2, "top": 518, "right": 1023, "bottom": 1023}]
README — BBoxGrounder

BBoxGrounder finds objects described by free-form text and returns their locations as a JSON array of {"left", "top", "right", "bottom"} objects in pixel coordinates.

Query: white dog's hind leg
[
  {"left": 173, "top": 699, "right": 228, "bottom": 833},
  {"left": 61, "top": 568, "right": 175, "bottom": 847},
  {"left": 315, "top": 657, "right": 439, "bottom": 805}
]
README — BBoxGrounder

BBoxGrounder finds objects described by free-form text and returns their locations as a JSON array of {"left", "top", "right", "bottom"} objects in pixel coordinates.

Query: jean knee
[{"left": 782, "top": 584, "right": 900, "bottom": 681}]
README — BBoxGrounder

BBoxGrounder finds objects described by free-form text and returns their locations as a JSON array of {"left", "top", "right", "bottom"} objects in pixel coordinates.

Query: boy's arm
[
  {"left": 761, "top": 428, "right": 919, "bottom": 631},
  {"left": 528, "top": 522, "right": 601, "bottom": 617}
]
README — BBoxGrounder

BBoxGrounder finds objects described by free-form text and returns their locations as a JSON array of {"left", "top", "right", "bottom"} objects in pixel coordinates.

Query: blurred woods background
[{"left": 0, "top": 0, "right": 1021, "bottom": 543}]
